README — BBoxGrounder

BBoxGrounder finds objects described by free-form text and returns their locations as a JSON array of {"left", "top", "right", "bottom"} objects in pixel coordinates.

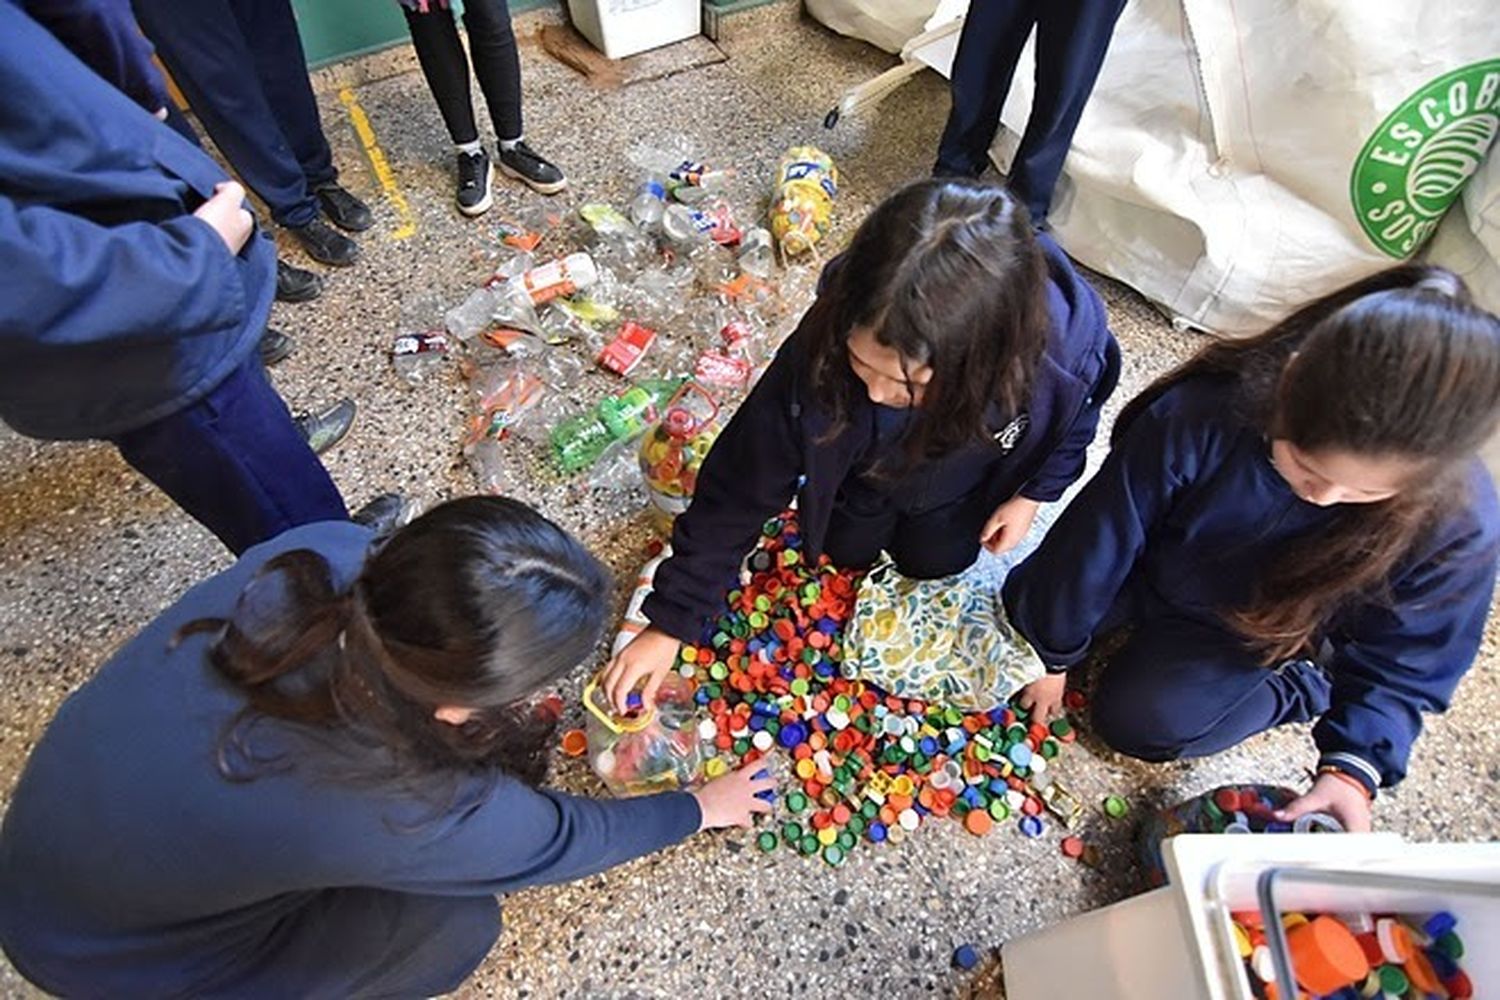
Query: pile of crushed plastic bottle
[{"left": 391, "top": 140, "right": 839, "bottom": 506}]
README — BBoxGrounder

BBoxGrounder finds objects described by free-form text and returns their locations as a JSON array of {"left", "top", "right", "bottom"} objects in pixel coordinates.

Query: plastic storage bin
[
  {"left": 1002, "top": 833, "right": 1500, "bottom": 1000},
  {"left": 565, "top": 0, "right": 701, "bottom": 59}
]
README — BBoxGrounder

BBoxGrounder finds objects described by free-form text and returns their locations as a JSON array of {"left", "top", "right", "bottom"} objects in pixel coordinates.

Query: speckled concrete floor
[{"left": 2, "top": 5, "right": 1496, "bottom": 999}]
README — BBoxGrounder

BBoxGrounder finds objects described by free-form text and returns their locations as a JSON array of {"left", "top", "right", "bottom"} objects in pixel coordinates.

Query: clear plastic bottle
[
  {"left": 738, "top": 226, "right": 775, "bottom": 278},
  {"left": 670, "top": 164, "right": 734, "bottom": 205},
  {"left": 445, "top": 287, "right": 497, "bottom": 341},
  {"left": 639, "top": 381, "right": 721, "bottom": 533},
  {"left": 629, "top": 174, "right": 667, "bottom": 229},
  {"left": 661, "top": 202, "right": 711, "bottom": 245},
  {"left": 583, "top": 671, "right": 702, "bottom": 797},
  {"left": 391, "top": 329, "right": 450, "bottom": 383}
]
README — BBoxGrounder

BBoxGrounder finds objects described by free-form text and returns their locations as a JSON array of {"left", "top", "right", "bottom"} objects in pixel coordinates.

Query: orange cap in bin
[{"left": 1287, "top": 916, "right": 1370, "bottom": 995}]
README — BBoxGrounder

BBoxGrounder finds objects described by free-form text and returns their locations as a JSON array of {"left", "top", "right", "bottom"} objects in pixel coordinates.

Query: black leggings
[{"left": 404, "top": 0, "right": 522, "bottom": 144}]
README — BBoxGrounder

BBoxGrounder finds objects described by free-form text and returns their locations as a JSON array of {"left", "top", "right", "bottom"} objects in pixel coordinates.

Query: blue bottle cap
[{"left": 952, "top": 944, "right": 980, "bottom": 970}]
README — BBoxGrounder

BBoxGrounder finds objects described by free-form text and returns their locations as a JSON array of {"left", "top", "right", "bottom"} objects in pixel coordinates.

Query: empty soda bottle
[
  {"left": 629, "top": 173, "right": 667, "bottom": 229},
  {"left": 391, "top": 329, "right": 450, "bottom": 383}
]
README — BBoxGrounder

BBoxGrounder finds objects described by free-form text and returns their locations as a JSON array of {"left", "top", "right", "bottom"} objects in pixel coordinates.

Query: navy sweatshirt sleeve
[
  {"left": 642, "top": 333, "right": 806, "bottom": 641},
  {"left": 21, "top": 0, "right": 169, "bottom": 112},
  {"left": 366, "top": 780, "right": 702, "bottom": 895},
  {"left": 1004, "top": 397, "right": 1214, "bottom": 667},
  {"left": 1314, "top": 471, "right": 1500, "bottom": 793},
  {"left": 1018, "top": 235, "right": 1121, "bottom": 503}
]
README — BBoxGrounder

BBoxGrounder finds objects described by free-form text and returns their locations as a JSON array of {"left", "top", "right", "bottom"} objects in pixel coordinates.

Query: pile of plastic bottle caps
[{"left": 391, "top": 139, "right": 839, "bottom": 506}]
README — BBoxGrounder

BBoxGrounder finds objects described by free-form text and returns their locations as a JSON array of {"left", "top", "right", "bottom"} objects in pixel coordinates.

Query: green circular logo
[{"left": 1351, "top": 60, "right": 1500, "bottom": 258}]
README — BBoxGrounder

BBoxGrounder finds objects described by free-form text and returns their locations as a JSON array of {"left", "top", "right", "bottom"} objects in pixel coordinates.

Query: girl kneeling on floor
[
  {"left": 601, "top": 177, "right": 1121, "bottom": 713},
  {"left": 0, "top": 498, "right": 769, "bottom": 998},
  {"left": 1005, "top": 267, "right": 1500, "bottom": 832}
]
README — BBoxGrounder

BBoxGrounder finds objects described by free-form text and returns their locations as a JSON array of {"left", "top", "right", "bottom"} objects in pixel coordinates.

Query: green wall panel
[{"left": 290, "top": 0, "right": 553, "bottom": 69}]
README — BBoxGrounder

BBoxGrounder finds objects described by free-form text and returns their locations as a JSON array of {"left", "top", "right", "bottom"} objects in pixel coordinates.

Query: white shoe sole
[
  {"left": 499, "top": 159, "right": 568, "bottom": 196},
  {"left": 457, "top": 161, "right": 494, "bottom": 217}
]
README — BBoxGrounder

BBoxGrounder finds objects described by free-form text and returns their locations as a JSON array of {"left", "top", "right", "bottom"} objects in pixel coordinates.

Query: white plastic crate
[
  {"left": 565, "top": 0, "right": 701, "bottom": 59},
  {"left": 1002, "top": 834, "right": 1500, "bottom": 1000}
]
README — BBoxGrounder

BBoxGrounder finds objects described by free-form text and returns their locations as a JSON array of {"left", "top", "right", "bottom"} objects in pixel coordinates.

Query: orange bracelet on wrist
[{"left": 1317, "top": 766, "right": 1374, "bottom": 801}]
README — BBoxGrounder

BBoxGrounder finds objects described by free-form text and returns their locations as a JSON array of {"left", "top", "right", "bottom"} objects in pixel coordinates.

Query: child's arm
[
  {"left": 1004, "top": 402, "right": 1207, "bottom": 668},
  {"left": 1310, "top": 512, "right": 1499, "bottom": 799},
  {"left": 0, "top": 193, "right": 253, "bottom": 351},
  {"left": 21, "top": 0, "right": 170, "bottom": 114},
  {"left": 1021, "top": 337, "right": 1122, "bottom": 504},
  {"left": 367, "top": 763, "right": 773, "bottom": 895},
  {"left": 640, "top": 339, "right": 806, "bottom": 637}
]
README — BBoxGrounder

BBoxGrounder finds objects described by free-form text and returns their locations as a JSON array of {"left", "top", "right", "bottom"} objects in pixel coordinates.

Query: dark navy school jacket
[
  {"left": 0, "top": 0, "right": 273, "bottom": 440},
  {"left": 1004, "top": 375, "right": 1500, "bottom": 793},
  {"left": 19, "top": 0, "right": 170, "bottom": 114},
  {"left": 643, "top": 235, "right": 1121, "bottom": 642},
  {"left": 0, "top": 522, "right": 701, "bottom": 997}
]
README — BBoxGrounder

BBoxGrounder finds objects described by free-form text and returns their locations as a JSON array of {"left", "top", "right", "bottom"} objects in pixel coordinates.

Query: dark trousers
[
  {"left": 205, "top": 889, "right": 499, "bottom": 998},
  {"left": 404, "top": 0, "right": 522, "bottom": 145},
  {"left": 1090, "top": 616, "right": 1333, "bottom": 761},
  {"left": 131, "top": 0, "right": 335, "bottom": 228},
  {"left": 824, "top": 479, "right": 992, "bottom": 579},
  {"left": 934, "top": 0, "right": 1126, "bottom": 223},
  {"left": 111, "top": 359, "right": 347, "bottom": 555}
]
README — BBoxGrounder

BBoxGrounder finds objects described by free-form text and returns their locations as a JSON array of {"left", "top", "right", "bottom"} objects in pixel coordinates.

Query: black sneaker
[
  {"left": 293, "top": 398, "right": 357, "bottom": 455},
  {"left": 258, "top": 328, "right": 295, "bottom": 366},
  {"left": 275, "top": 259, "right": 323, "bottom": 303},
  {"left": 497, "top": 140, "right": 567, "bottom": 195},
  {"left": 288, "top": 218, "right": 360, "bottom": 267},
  {"left": 352, "top": 492, "right": 418, "bottom": 537},
  {"left": 456, "top": 149, "right": 494, "bottom": 217},
  {"left": 314, "top": 183, "right": 374, "bottom": 232}
]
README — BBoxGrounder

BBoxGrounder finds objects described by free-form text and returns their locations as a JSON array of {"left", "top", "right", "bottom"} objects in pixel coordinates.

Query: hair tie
[{"left": 1412, "top": 271, "right": 1460, "bottom": 298}]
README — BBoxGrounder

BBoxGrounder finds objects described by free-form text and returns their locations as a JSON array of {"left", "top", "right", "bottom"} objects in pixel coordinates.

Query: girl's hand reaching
[
  {"left": 1275, "top": 771, "right": 1373, "bottom": 832},
  {"left": 981, "top": 495, "right": 1040, "bottom": 554},
  {"left": 601, "top": 626, "right": 680, "bottom": 714},
  {"left": 1017, "top": 672, "right": 1066, "bottom": 724},
  {"left": 691, "top": 763, "right": 777, "bottom": 831}
]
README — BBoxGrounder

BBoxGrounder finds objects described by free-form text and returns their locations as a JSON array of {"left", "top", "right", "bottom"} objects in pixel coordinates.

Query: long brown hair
[
  {"left": 1116, "top": 265, "right": 1500, "bottom": 663},
  {"left": 177, "top": 497, "right": 611, "bottom": 789},
  {"left": 804, "top": 177, "right": 1050, "bottom": 463}
]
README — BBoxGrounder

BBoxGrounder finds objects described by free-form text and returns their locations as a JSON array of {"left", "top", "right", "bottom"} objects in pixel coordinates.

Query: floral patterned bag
[{"left": 842, "top": 553, "right": 1045, "bottom": 711}]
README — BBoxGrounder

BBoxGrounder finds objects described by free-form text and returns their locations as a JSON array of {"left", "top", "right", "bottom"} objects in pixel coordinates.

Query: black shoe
[
  {"left": 293, "top": 398, "right": 356, "bottom": 455},
  {"left": 276, "top": 258, "right": 323, "bottom": 303},
  {"left": 259, "top": 328, "right": 295, "bottom": 366},
  {"left": 497, "top": 140, "right": 567, "bottom": 195},
  {"left": 289, "top": 218, "right": 360, "bottom": 267},
  {"left": 456, "top": 149, "right": 494, "bottom": 217},
  {"left": 314, "top": 183, "right": 374, "bottom": 232},
  {"left": 352, "top": 492, "right": 418, "bottom": 537}
]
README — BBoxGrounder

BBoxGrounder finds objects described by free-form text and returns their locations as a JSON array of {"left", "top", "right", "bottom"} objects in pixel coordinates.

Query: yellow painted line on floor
[{"left": 339, "top": 87, "right": 416, "bottom": 241}]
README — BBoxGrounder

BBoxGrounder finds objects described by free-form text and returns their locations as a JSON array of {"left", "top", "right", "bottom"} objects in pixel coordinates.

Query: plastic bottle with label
[
  {"left": 639, "top": 381, "right": 722, "bottom": 533},
  {"left": 629, "top": 173, "right": 667, "bottom": 229}
]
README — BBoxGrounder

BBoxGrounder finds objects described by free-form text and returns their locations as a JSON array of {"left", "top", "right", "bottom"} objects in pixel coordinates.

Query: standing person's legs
[
  {"left": 131, "top": 0, "right": 321, "bottom": 228},
  {"left": 229, "top": 0, "right": 337, "bottom": 192},
  {"left": 460, "top": 0, "right": 523, "bottom": 142},
  {"left": 1008, "top": 0, "right": 1127, "bottom": 223},
  {"left": 403, "top": 5, "right": 482, "bottom": 144},
  {"left": 110, "top": 360, "right": 349, "bottom": 555},
  {"left": 933, "top": 0, "right": 1040, "bottom": 178},
  {"left": 1090, "top": 618, "right": 1333, "bottom": 761}
]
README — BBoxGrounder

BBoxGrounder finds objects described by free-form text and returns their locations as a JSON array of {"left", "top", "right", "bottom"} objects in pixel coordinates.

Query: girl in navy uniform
[
  {"left": 0, "top": 498, "right": 770, "bottom": 997},
  {"left": 1005, "top": 267, "right": 1500, "bottom": 831},
  {"left": 602, "top": 178, "right": 1120, "bottom": 713}
]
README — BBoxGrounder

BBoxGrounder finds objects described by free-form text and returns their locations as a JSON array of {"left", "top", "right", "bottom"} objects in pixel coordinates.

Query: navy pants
[
  {"left": 1090, "top": 616, "right": 1333, "bottom": 761},
  {"left": 934, "top": 0, "right": 1126, "bottom": 223},
  {"left": 206, "top": 889, "right": 500, "bottom": 998},
  {"left": 404, "top": 0, "right": 523, "bottom": 145},
  {"left": 111, "top": 359, "right": 347, "bottom": 555},
  {"left": 131, "top": 0, "right": 336, "bottom": 228}
]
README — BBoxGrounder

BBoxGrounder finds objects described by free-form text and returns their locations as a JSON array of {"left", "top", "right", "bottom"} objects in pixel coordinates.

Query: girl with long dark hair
[
  {"left": 1004, "top": 267, "right": 1500, "bottom": 831},
  {"left": 602, "top": 177, "right": 1121, "bottom": 712},
  {"left": 0, "top": 498, "right": 769, "bottom": 997}
]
